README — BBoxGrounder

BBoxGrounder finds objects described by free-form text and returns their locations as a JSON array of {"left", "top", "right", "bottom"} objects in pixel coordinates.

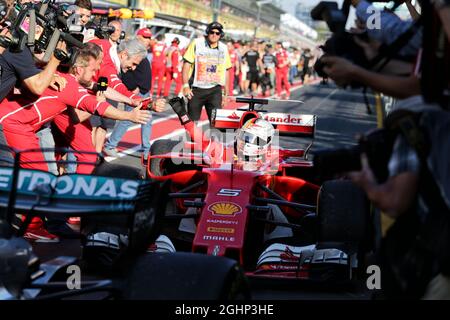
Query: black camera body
[
  {"left": 0, "top": 2, "right": 36, "bottom": 52},
  {"left": 311, "top": 1, "right": 370, "bottom": 86},
  {"left": 313, "top": 128, "right": 397, "bottom": 183},
  {"left": 88, "top": 17, "right": 115, "bottom": 40},
  {"left": 0, "top": 0, "right": 84, "bottom": 61},
  {"left": 94, "top": 25, "right": 115, "bottom": 40}
]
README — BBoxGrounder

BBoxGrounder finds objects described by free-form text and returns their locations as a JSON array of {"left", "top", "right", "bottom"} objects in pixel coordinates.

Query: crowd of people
[
  {"left": 223, "top": 40, "right": 316, "bottom": 99},
  {"left": 141, "top": 34, "right": 317, "bottom": 101}
]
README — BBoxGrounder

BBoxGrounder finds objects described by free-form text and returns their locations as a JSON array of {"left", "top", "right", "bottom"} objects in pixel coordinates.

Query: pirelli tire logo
[
  {"left": 207, "top": 227, "right": 235, "bottom": 234},
  {"left": 208, "top": 202, "right": 242, "bottom": 217}
]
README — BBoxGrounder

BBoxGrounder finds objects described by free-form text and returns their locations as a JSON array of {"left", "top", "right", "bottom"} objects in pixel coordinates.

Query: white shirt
[{"left": 110, "top": 42, "right": 121, "bottom": 74}]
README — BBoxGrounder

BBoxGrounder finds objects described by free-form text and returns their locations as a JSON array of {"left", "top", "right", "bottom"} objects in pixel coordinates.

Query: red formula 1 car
[{"left": 146, "top": 97, "right": 373, "bottom": 285}]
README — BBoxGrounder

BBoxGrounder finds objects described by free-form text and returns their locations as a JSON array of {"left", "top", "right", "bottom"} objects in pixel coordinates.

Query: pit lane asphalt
[{"left": 32, "top": 83, "right": 378, "bottom": 300}]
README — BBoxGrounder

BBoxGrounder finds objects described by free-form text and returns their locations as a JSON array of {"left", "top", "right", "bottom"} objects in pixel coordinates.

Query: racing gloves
[
  {"left": 168, "top": 96, "right": 223, "bottom": 162},
  {"left": 169, "top": 96, "right": 191, "bottom": 125}
]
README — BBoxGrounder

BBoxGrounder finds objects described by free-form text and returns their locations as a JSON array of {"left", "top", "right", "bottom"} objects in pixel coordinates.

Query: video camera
[
  {"left": 85, "top": 16, "right": 115, "bottom": 40},
  {"left": 0, "top": 0, "right": 84, "bottom": 62},
  {"left": 313, "top": 127, "right": 396, "bottom": 183}
]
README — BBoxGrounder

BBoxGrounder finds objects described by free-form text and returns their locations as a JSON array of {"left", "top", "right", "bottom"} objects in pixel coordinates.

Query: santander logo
[{"left": 263, "top": 114, "right": 304, "bottom": 125}]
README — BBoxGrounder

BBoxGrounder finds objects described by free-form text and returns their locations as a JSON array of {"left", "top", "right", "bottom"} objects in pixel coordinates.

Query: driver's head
[{"left": 236, "top": 118, "right": 275, "bottom": 170}]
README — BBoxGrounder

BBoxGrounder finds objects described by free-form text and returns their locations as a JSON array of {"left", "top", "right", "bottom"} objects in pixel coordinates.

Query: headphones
[{"left": 205, "top": 22, "right": 224, "bottom": 39}]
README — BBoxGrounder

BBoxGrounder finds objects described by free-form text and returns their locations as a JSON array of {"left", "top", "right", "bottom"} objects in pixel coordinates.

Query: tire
[
  {"left": 121, "top": 252, "right": 251, "bottom": 300},
  {"left": 317, "top": 180, "right": 370, "bottom": 244},
  {"left": 150, "top": 139, "right": 182, "bottom": 177},
  {"left": 81, "top": 163, "right": 165, "bottom": 272}
]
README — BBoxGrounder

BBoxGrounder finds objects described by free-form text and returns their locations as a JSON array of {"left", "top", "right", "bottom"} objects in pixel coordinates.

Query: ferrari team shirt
[
  {"left": 89, "top": 38, "right": 137, "bottom": 99},
  {"left": 0, "top": 72, "right": 110, "bottom": 133}
]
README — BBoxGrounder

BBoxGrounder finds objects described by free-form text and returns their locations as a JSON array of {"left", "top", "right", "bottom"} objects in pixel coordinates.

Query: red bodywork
[
  {"left": 147, "top": 143, "right": 319, "bottom": 267},
  {"left": 146, "top": 103, "right": 334, "bottom": 280}
]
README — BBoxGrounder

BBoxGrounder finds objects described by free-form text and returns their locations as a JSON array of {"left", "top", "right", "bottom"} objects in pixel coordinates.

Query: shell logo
[{"left": 208, "top": 202, "right": 242, "bottom": 217}]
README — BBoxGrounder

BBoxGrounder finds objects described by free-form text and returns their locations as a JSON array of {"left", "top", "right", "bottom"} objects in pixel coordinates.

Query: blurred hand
[
  {"left": 182, "top": 86, "right": 194, "bottom": 100},
  {"left": 221, "top": 95, "right": 227, "bottom": 108},
  {"left": 173, "top": 72, "right": 178, "bottom": 79},
  {"left": 130, "top": 97, "right": 143, "bottom": 107},
  {"left": 96, "top": 91, "right": 106, "bottom": 103},
  {"left": 152, "top": 98, "right": 166, "bottom": 112},
  {"left": 321, "top": 56, "right": 357, "bottom": 87},
  {"left": 347, "top": 153, "right": 377, "bottom": 192},
  {"left": 56, "top": 40, "right": 67, "bottom": 54},
  {"left": 130, "top": 103, "right": 151, "bottom": 124},
  {"left": 49, "top": 74, "right": 67, "bottom": 91}
]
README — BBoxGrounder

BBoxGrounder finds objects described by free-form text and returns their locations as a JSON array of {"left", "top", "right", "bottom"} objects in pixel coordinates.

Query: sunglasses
[{"left": 209, "top": 31, "right": 221, "bottom": 36}]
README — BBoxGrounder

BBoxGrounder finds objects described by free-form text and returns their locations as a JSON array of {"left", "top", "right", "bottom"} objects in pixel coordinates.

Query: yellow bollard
[{"left": 374, "top": 92, "right": 395, "bottom": 235}]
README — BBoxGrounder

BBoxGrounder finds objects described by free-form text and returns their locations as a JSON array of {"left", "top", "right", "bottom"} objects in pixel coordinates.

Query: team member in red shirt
[
  {"left": 52, "top": 43, "right": 165, "bottom": 174},
  {"left": 275, "top": 42, "right": 291, "bottom": 99},
  {"left": 89, "top": 38, "right": 148, "bottom": 153},
  {"left": 88, "top": 38, "right": 139, "bottom": 100},
  {"left": 151, "top": 34, "right": 167, "bottom": 98},
  {"left": 163, "top": 37, "right": 182, "bottom": 98},
  {"left": 0, "top": 49, "right": 151, "bottom": 173},
  {"left": 0, "top": 48, "right": 151, "bottom": 243}
]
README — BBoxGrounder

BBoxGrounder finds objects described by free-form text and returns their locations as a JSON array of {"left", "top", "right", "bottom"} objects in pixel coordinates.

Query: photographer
[
  {"left": 350, "top": 0, "right": 422, "bottom": 57},
  {"left": 321, "top": 0, "right": 450, "bottom": 299},
  {"left": 74, "top": 0, "right": 92, "bottom": 27},
  {"left": 0, "top": 20, "right": 67, "bottom": 102},
  {"left": 0, "top": 47, "right": 151, "bottom": 173}
]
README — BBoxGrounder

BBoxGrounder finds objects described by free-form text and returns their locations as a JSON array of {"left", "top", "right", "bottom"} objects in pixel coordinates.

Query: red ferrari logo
[{"left": 228, "top": 112, "right": 240, "bottom": 120}]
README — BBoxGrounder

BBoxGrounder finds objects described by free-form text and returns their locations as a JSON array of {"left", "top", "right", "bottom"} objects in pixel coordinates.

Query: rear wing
[{"left": 212, "top": 109, "right": 317, "bottom": 138}]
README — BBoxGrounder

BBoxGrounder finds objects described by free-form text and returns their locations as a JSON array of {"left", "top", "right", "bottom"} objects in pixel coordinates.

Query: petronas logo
[{"left": 208, "top": 202, "right": 242, "bottom": 217}]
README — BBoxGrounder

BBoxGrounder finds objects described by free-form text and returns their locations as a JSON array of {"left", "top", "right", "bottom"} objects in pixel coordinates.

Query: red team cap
[{"left": 136, "top": 28, "right": 153, "bottom": 38}]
